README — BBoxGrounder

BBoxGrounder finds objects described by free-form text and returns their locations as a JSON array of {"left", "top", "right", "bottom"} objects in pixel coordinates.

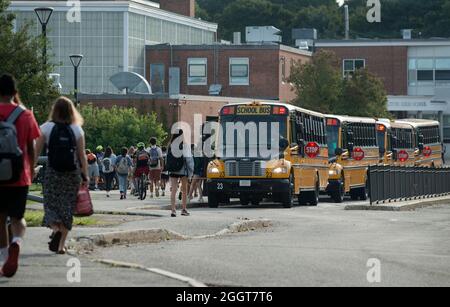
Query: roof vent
[{"left": 402, "top": 29, "right": 412, "bottom": 40}]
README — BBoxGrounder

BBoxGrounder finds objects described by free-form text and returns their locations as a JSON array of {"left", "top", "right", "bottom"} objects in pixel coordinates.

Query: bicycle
[{"left": 137, "top": 173, "right": 148, "bottom": 201}]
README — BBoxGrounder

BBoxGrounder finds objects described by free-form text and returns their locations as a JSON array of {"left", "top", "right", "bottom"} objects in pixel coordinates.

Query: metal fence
[{"left": 368, "top": 165, "right": 450, "bottom": 204}]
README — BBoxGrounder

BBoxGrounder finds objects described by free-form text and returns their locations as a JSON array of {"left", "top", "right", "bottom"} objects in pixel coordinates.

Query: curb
[
  {"left": 68, "top": 219, "right": 272, "bottom": 254},
  {"left": 345, "top": 195, "right": 450, "bottom": 211}
]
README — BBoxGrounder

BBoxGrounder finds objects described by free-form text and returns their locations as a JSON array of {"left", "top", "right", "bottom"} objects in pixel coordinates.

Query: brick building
[
  {"left": 146, "top": 44, "right": 311, "bottom": 103},
  {"left": 316, "top": 39, "right": 450, "bottom": 157}
]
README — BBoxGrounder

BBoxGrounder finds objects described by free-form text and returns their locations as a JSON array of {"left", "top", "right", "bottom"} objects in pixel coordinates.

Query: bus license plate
[{"left": 240, "top": 180, "right": 251, "bottom": 187}]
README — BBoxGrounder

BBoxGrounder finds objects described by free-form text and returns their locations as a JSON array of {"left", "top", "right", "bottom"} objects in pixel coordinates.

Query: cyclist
[{"left": 134, "top": 142, "right": 150, "bottom": 198}]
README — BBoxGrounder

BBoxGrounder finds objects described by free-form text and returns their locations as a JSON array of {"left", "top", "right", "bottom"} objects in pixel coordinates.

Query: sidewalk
[{"left": 28, "top": 189, "right": 209, "bottom": 217}]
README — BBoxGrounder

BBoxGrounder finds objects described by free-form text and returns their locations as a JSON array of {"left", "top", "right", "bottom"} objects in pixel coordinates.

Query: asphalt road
[
  {"left": 92, "top": 201, "right": 450, "bottom": 287},
  {"left": 3, "top": 191, "right": 450, "bottom": 287}
]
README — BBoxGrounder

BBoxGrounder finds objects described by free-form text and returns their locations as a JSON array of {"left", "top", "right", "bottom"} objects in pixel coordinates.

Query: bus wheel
[
  {"left": 331, "top": 178, "right": 345, "bottom": 203},
  {"left": 208, "top": 193, "right": 219, "bottom": 208},
  {"left": 308, "top": 181, "right": 320, "bottom": 206},
  {"left": 240, "top": 197, "right": 250, "bottom": 206},
  {"left": 282, "top": 175, "right": 294, "bottom": 208},
  {"left": 350, "top": 189, "right": 359, "bottom": 201},
  {"left": 359, "top": 180, "right": 369, "bottom": 201}
]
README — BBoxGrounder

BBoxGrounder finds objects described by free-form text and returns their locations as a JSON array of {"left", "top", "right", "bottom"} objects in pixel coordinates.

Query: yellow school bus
[
  {"left": 206, "top": 102, "right": 329, "bottom": 208},
  {"left": 396, "top": 119, "right": 443, "bottom": 167},
  {"left": 376, "top": 120, "right": 417, "bottom": 166},
  {"left": 326, "top": 116, "right": 379, "bottom": 202}
]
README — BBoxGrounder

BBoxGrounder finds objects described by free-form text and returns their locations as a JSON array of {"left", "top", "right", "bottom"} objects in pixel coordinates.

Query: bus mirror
[
  {"left": 418, "top": 134, "right": 424, "bottom": 143},
  {"left": 335, "top": 148, "right": 344, "bottom": 156},
  {"left": 280, "top": 138, "right": 289, "bottom": 151},
  {"left": 392, "top": 149, "right": 398, "bottom": 160},
  {"left": 348, "top": 142, "right": 354, "bottom": 152}
]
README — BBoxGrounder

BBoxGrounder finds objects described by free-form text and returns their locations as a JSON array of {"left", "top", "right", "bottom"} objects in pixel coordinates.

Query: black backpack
[
  {"left": 166, "top": 146, "right": 185, "bottom": 173},
  {"left": 0, "top": 106, "right": 25, "bottom": 184},
  {"left": 48, "top": 123, "right": 78, "bottom": 172}
]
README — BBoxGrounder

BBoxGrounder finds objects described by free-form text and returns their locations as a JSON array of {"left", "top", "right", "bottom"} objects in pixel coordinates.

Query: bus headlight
[
  {"left": 273, "top": 167, "right": 288, "bottom": 174},
  {"left": 329, "top": 169, "right": 339, "bottom": 176},
  {"left": 209, "top": 167, "right": 220, "bottom": 174}
]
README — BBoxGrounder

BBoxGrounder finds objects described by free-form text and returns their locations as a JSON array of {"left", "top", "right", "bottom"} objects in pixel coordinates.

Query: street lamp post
[
  {"left": 70, "top": 54, "right": 84, "bottom": 106},
  {"left": 34, "top": 7, "right": 54, "bottom": 66}
]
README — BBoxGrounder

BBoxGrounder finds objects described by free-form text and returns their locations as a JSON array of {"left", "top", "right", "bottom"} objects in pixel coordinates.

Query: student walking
[
  {"left": 35, "top": 97, "right": 89, "bottom": 255},
  {"left": 166, "top": 130, "right": 194, "bottom": 217},
  {"left": 102, "top": 147, "right": 117, "bottom": 198},
  {"left": 115, "top": 147, "right": 133, "bottom": 200},
  {"left": 0, "top": 74, "right": 41, "bottom": 277},
  {"left": 148, "top": 137, "right": 164, "bottom": 198},
  {"left": 188, "top": 144, "right": 207, "bottom": 203},
  {"left": 86, "top": 149, "right": 99, "bottom": 190},
  {"left": 160, "top": 146, "right": 169, "bottom": 197}
]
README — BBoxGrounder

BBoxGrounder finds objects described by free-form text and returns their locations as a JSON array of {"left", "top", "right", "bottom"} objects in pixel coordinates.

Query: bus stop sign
[
  {"left": 352, "top": 147, "right": 365, "bottom": 161},
  {"left": 398, "top": 150, "right": 409, "bottom": 162},
  {"left": 423, "top": 146, "right": 432, "bottom": 157},
  {"left": 305, "top": 142, "right": 320, "bottom": 158}
]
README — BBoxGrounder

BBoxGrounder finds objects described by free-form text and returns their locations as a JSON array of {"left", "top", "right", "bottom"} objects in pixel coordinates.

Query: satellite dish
[{"left": 109, "top": 71, "right": 152, "bottom": 94}]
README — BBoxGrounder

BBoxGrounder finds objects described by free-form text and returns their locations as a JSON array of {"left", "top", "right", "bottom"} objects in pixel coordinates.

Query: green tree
[
  {"left": 289, "top": 50, "right": 390, "bottom": 118},
  {"left": 80, "top": 105, "right": 167, "bottom": 153},
  {"left": 0, "top": 0, "right": 59, "bottom": 123},
  {"left": 337, "top": 69, "right": 391, "bottom": 118},
  {"left": 289, "top": 50, "right": 342, "bottom": 114}
]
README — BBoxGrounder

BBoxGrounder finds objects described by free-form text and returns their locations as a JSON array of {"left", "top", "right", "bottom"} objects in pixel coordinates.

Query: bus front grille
[{"left": 225, "top": 161, "right": 265, "bottom": 177}]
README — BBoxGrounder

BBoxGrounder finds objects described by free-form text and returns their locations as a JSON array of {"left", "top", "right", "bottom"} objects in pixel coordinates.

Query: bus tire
[
  {"left": 350, "top": 189, "right": 359, "bottom": 201},
  {"left": 282, "top": 175, "right": 294, "bottom": 208},
  {"left": 240, "top": 197, "right": 250, "bottom": 206},
  {"left": 251, "top": 200, "right": 260, "bottom": 206},
  {"left": 359, "top": 180, "right": 369, "bottom": 201},
  {"left": 298, "top": 192, "right": 308, "bottom": 206},
  {"left": 331, "top": 178, "right": 345, "bottom": 203},
  {"left": 308, "top": 181, "right": 320, "bottom": 206},
  {"left": 208, "top": 193, "right": 219, "bottom": 208}
]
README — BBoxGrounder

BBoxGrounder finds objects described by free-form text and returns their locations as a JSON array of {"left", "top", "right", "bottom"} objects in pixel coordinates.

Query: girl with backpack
[
  {"left": 34, "top": 97, "right": 89, "bottom": 255},
  {"left": 102, "top": 147, "right": 117, "bottom": 198},
  {"left": 115, "top": 147, "right": 133, "bottom": 200},
  {"left": 166, "top": 130, "right": 194, "bottom": 217}
]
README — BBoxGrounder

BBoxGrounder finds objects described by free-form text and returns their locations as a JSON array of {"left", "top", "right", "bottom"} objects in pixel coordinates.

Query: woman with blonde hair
[{"left": 35, "top": 96, "right": 89, "bottom": 254}]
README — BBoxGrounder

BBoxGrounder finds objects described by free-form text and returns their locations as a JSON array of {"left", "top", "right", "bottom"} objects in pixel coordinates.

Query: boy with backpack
[
  {"left": 147, "top": 137, "right": 164, "bottom": 198},
  {"left": 0, "top": 74, "right": 41, "bottom": 277}
]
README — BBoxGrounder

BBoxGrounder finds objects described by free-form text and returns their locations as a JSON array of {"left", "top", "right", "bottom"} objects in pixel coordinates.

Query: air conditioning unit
[{"left": 245, "top": 26, "right": 282, "bottom": 44}]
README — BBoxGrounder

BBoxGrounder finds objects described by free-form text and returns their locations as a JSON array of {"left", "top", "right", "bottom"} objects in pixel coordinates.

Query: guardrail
[{"left": 368, "top": 165, "right": 450, "bottom": 204}]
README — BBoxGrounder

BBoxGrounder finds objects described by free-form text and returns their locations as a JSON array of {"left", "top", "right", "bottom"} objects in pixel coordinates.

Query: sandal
[
  {"left": 57, "top": 248, "right": 67, "bottom": 255},
  {"left": 48, "top": 231, "right": 62, "bottom": 253}
]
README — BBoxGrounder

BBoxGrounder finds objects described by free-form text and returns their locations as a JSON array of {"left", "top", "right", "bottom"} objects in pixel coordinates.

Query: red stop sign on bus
[
  {"left": 423, "top": 146, "right": 432, "bottom": 157},
  {"left": 305, "top": 142, "right": 320, "bottom": 158},
  {"left": 352, "top": 147, "right": 365, "bottom": 161},
  {"left": 398, "top": 150, "right": 409, "bottom": 162}
]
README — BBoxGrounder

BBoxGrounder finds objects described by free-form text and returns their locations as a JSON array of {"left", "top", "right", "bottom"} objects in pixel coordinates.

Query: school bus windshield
[
  {"left": 327, "top": 123, "right": 339, "bottom": 158},
  {"left": 218, "top": 114, "right": 288, "bottom": 160}
]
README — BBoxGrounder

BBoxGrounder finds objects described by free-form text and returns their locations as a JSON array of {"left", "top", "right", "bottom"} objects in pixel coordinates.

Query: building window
[
  {"left": 188, "top": 58, "right": 207, "bottom": 85},
  {"left": 343, "top": 59, "right": 365, "bottom": 77},
  {"left": 150, "top": 64, "right": 165, "bottom": 94},
  {"left": 409, "top": 58, "right": 450, "bottom": 85},
  {"left": 230, "top": 58, "right": 249, "bottom": 85},
  {"left": 436, "top": 59, "right": 450, "bottom": 82}
]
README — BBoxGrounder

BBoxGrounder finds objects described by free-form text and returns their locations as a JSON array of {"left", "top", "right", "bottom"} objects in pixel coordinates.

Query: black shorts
[{"left": 0, "top": 186, "right": 29, "bottom": 219}]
